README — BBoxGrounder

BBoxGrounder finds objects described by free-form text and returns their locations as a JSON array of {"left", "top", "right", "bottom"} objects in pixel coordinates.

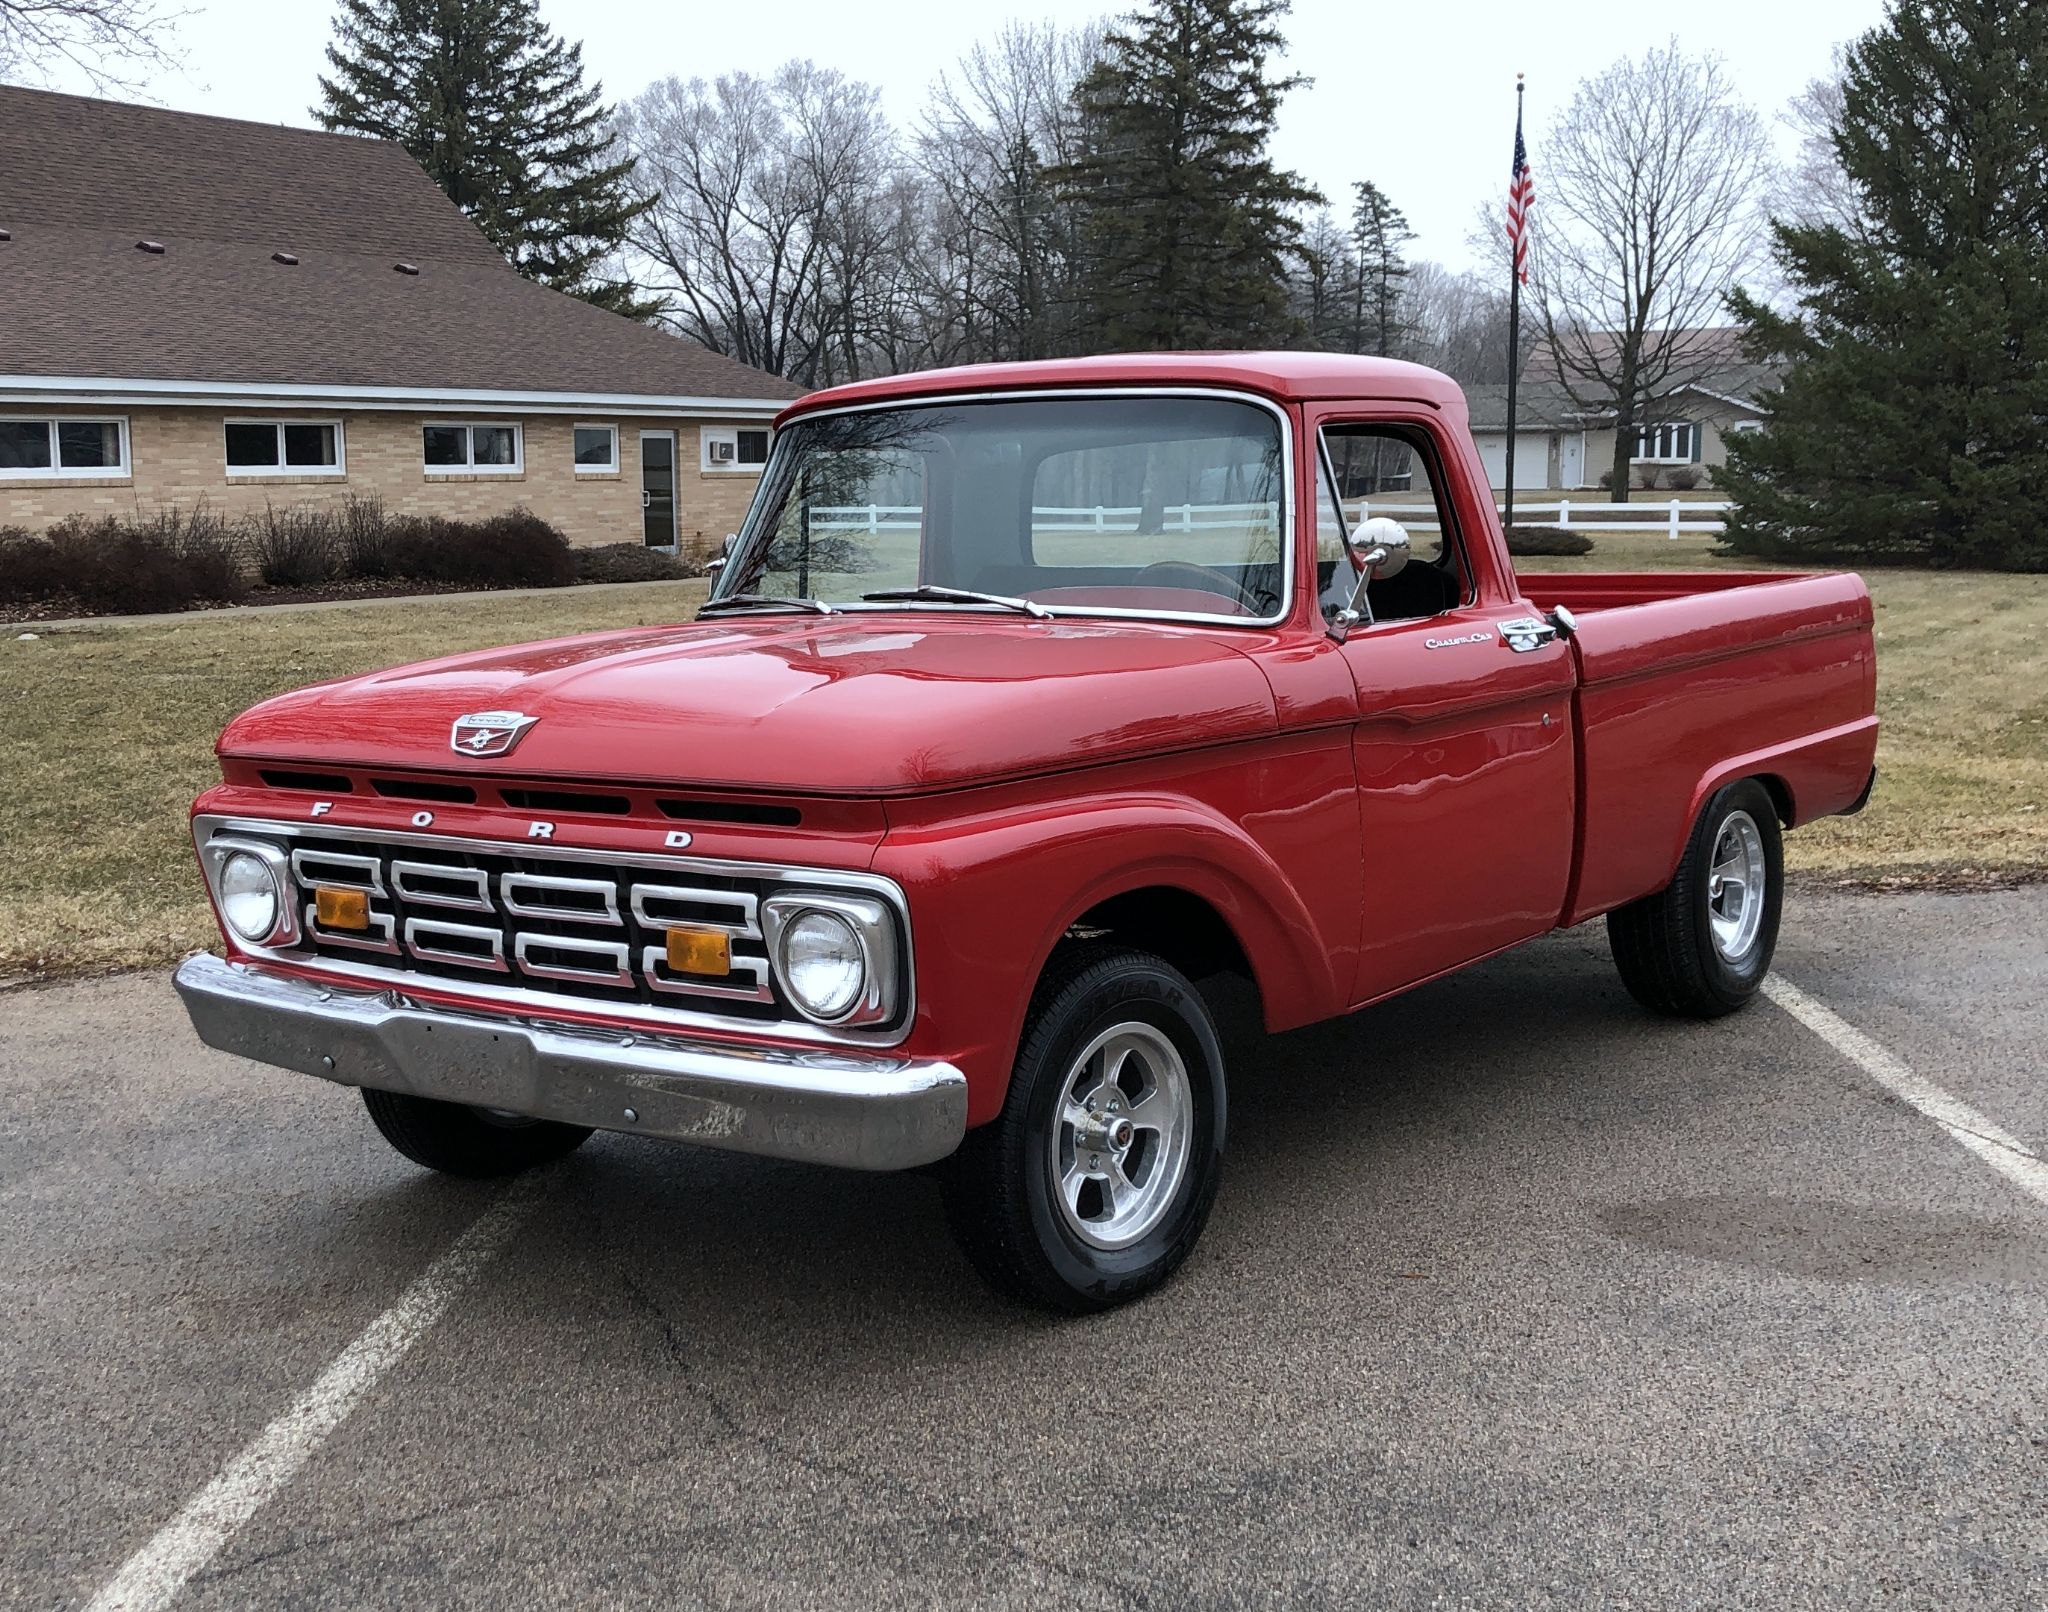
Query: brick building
[{"left": 0, "top": 87, "right": 799, "bottom": 549}]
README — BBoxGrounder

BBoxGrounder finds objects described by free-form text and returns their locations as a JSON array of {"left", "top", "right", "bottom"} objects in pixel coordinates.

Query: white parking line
[
  {"left": 1764, "top": 974, "right": 2048, "bottom": 1208},
  {"left": 82, "top": 1178, "right": 545, "bottom": 1612}
]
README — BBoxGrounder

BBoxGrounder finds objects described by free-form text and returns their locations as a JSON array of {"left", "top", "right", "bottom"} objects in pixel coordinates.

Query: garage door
[{"left": 1470, "top": 431, "right": 1554, "bottom": 490}]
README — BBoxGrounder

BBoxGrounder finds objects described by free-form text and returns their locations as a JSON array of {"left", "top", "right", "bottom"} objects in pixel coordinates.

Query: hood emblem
[{"left": 450, "top": 710, "right": 539, "bottom": 757}]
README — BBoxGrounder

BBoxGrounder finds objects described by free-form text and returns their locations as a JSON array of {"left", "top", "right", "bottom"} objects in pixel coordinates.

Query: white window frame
[
  {"left": 700, "top": 423, "right": 770, "bottom": 473},
  {"left": 1632, "top": 421, "right": 1695, "bottom": 465},
  {"left": 222, "top": 417, "right": 346, "bottom": 478},
  {"left": 572, "top": 421, "right": 619, "bottom": 475},
  {"left": 423, "top": 420, "right": 524, "bottom": 475},
  {"left": 0, "top": 415, "right": 130, "bottom": 480}
]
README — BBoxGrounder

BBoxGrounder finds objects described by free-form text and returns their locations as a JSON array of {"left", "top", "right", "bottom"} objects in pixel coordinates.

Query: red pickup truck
[{"left": 175, "top": 354, "right": 1878, "bottom": 1311}]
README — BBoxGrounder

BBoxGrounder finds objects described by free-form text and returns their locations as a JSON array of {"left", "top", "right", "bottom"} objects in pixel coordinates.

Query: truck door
[{"left": 1316, "top": 418, "right": 1578, "bottom": 1004}]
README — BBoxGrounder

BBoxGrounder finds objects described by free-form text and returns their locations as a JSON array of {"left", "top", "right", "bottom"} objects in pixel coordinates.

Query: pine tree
[
  {"left": 1721, "top": 0, "right": 2048, "bottom": 570},
  {"left": 1055, "top": 0, "right": 1320, "bottom": 350},
  {"left": 1349, "top": 181, "right": 1413, "bottom": 356},
  {"left": 315, "top": 0, "right": 656, "bottom": 317}
]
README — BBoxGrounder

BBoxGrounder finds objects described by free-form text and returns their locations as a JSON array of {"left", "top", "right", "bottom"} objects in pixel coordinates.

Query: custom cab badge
[{"left": 450, "top": 710, "right": 539, "bottom": 757}]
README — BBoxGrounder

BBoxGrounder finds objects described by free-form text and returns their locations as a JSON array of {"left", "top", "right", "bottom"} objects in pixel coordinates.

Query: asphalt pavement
[{"left": 4, "top": 888, "right": 2044, "bottom": 1611}]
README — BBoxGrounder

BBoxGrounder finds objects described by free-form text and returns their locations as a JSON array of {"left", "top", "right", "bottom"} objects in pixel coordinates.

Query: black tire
[
  {"left": 361, "top": 1088, "right": 591, "bottom": 1178},
  {"left": 942, "top": 946, "right": 1226, "bottom": 1314},
  {"left": 1607, "top": 778, "right": 1784, "bottom": 1019}
]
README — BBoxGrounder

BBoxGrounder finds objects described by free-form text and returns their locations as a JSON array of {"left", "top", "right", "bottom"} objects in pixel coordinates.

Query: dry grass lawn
[
  {"left": 2, "top": 551, "right": 2041, "bottom": 980},
  {"left": 1, "top": 581, "right": 707, "bottom": 978}
]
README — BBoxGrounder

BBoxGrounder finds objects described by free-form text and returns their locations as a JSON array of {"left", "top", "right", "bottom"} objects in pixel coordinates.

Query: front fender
[{"left": 876, "top": 769, "right": 1353, "bottom": 1127}]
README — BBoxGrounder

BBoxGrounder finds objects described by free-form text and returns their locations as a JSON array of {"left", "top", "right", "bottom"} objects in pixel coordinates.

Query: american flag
[{"left": 1506, "top": 100, "right": 1535, "bottom": 286}]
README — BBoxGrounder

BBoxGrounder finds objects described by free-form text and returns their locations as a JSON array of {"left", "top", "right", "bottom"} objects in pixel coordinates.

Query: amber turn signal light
[
  {"left": 665, "top": 925, "right": 731, "bottom": 976},
  {"left": 315, "top": 886, "right": 370, "bottom": 931}
]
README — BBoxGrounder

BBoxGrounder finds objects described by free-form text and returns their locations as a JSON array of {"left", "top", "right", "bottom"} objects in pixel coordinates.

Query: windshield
[{"left": 714, "top": 394, "right": 1290, "bottom": 622}]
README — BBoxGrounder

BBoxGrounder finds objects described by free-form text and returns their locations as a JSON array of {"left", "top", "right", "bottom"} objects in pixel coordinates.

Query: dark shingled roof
[
  {"left": 1462, "top": 383, "right": 1592, "bottom": 433},
  {"left": 0, "top": 86, "right": 800, "bottom": 403}
]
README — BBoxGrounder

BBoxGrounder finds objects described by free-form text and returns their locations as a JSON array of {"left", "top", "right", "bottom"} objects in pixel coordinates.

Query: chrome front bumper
[{"left": 173, "top": 953, "right": 968, "bottom": 1171}]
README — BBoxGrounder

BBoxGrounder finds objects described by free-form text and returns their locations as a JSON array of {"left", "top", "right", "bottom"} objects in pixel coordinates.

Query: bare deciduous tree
[
  {"left": 0, "top": 0, "right": 186, "bottom": 91},
  {"left": 618, "top": 62, "right": 897, "bottom": 386},
  {"left": 1403, "top": 260, "right": 1522, "bottom": 385},
  {"left": 916, "top": 20, "right": 1103, "bottom": 363},
  {"left": 1772, "top": 50, "right": 1867, "bottom": 241},
  {"left": 1532, "top": 42, "right": 1774, "bottom": 500}
]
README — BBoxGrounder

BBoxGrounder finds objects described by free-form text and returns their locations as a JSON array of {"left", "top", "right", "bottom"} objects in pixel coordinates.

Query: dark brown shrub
[
  {"left": 0, "top": 527, "right": 63, "bottom": 603},
  {"left": 1662, "top": 465, "right": 1702, "bottom": 491},
  {"left": 385, "top": 507, "right": 574, "bottom": 589},
  {"left": 21, "top": 507, "right": 249, "bottom": 613},
  {"left": 573, "top": 543, "right": 692, "bottom": 584},
  {"left": 337, "top": 495, "right": 398, "bottom": 577},
  {"left": 252, "top": 501, "right": 343, "bottom": 586},
  {"left": 1504, "top": 525, "right": 1596, "bottom": 557}
]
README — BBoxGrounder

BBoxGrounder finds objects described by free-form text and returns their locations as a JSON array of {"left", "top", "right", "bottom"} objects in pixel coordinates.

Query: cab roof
[{"left": 781, "top": 351, "right": 1468, "bottom": 422}]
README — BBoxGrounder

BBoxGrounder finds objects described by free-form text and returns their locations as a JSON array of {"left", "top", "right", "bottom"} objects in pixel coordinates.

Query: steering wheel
[{"left": 1132, "top": 560, "right": 1257, "bottom": 613}]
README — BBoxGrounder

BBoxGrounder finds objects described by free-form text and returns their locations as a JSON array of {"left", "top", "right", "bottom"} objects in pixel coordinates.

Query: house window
[
  {"left": 1633, "top": 421, "right": 1696, "bottom": 464},
  {"left": 0, "top": 416, "right": 129, "bottom": 478},
  {"left": 701, "top": 425, "right": 770, "bottom": 472},
  {"left": 423, "top": 421, "right": 522, "bottom": 473},
  {"left": 224, "top": 419, "right": 343, "bottom": 475},
  {"left": 573, "top": 424, "right": 619, "bottom": 473}
]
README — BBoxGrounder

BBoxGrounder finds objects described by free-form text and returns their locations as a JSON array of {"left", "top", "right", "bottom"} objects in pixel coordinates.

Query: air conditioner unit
[{"left": 707, "top": 438, "right": 736, "bottom": 463}]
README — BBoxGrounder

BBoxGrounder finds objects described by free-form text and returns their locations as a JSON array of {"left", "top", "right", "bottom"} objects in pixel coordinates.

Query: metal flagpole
[{"left": 1504, "top": 75, "right": 1525, "bottom": 533}]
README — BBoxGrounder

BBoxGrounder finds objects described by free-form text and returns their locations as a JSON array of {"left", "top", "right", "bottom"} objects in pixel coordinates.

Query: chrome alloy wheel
[
  {"left": 1706, "top": 810, "right": 1768, "bottom": 964},
  {"left": 1051, "top": 1021, "right": 1194, "bottom": 1251}
]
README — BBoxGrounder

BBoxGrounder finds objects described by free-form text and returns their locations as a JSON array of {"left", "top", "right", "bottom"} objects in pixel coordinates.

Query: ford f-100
[{"left": 174, "top": 353, "right": 1879, "bottom": 1311}]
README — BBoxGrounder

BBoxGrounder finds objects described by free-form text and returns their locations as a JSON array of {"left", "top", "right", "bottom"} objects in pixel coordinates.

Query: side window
[{"left": 1318, "top": 424, "right": 1467, "bottom": 621}]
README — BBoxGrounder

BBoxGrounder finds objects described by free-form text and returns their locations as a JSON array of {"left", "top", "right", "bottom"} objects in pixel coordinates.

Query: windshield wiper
[
  {"left": 697, "top": 592, "right": 836, "bottom": 617},
  {"left": 860, "top": 584, "right": 1051, "bottom": 620}
]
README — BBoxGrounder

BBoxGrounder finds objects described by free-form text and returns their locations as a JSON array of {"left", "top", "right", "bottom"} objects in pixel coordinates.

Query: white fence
[
  {"left": 810, "top": 502, "right": 1281, "bottom": 536},
  {"left": 809, "top": 498, "right": 1731, "bottom": 540},
  {"left": 1363, "top": 499, "right": 1731, "bottom": 539}
]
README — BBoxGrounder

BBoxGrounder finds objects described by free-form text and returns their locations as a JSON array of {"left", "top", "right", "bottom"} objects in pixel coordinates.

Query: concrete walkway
[{"left": 6, "top": 576, "right": 704, "bottom": 635}]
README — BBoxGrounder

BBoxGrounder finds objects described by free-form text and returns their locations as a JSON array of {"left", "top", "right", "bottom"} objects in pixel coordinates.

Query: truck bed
[{"left": 1516, "top": 570, "right": 1880, "bottom": 926}]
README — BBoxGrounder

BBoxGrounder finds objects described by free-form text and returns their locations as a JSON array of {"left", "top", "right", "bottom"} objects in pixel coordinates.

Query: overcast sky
[{"left": 27, "top": 0, "right": 1886, "bottom": 274}]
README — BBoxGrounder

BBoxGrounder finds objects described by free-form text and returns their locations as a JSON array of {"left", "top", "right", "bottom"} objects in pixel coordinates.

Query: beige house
[
  {"left": 0, "top": 87, "right": 800, "bottom": 550},
  {"left": 1466, "top": 367, "right": 1774, "bottom": 493}
]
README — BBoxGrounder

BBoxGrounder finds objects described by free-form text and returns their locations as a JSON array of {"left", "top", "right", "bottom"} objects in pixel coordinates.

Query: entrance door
[
  {"left": 1559, "top": 432, "right": 1586, "bottom": 489},
  {"left": 641, "top": 431, "right": 676, "bottom": 547}
]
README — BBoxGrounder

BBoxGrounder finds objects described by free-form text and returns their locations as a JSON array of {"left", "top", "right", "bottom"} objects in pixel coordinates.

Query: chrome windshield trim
[
  {"left": 718, "top": 385, "right": 1298, "bottom": 631},
  {"left": 192, "top": 814, "right": 915, "bottom": 1049}
]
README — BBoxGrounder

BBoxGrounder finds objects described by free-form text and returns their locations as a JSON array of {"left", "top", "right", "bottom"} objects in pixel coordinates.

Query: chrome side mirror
[
  {"left": 1327, "top": 520, "right": 1412, "bottom": 642},
  {"left": 705, "top": 532, "right": 739, "bottom": 576}
]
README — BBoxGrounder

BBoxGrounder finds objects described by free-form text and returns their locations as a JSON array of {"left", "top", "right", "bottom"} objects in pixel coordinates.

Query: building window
[
  {"left": 573, "top": 423, "right": 619, "bottom": 473},
  {"left": 424, "top": 421, "right": 522, "bottom": 473},
  {"left": 0, "top": 416, "right": 129, "bottom": 478},
  {"left": 1633, "top": 421, "right": 1695, "bottom": 464},
  {"left": 701, "top": 425, "right": 770, "bottom": 472},
  {"left": 224, "top": 419, "right": 344, "bottom": 476}
]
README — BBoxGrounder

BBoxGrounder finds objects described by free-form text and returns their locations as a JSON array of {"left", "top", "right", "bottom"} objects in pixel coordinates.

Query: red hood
[{"left": 217, "top": 614, "right": 1279, "bottom": 795}]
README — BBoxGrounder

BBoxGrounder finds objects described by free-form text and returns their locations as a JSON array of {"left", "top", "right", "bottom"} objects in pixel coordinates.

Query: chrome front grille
[{"left": 202, "top": 818, "right": 911, "bottom": 1042}]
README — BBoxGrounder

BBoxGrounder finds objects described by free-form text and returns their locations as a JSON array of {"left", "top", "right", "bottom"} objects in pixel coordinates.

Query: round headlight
[
  {"left": 778, "top": 909, "right": 866, "bottom": 1020},
  {"left": 218, "top": 850, "right": 280, "bottom": 942}
]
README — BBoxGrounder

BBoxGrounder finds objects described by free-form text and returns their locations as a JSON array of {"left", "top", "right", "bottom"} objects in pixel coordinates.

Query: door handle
[{"left": 1496, "top": 616, "right": 1558, "bottom": 652}]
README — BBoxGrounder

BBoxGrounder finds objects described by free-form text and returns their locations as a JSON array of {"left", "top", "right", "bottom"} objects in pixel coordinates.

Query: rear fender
[{"left": 1660, "top": 716, "right": 1880, "bottom": 892}]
